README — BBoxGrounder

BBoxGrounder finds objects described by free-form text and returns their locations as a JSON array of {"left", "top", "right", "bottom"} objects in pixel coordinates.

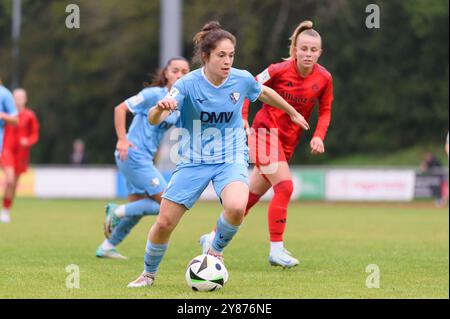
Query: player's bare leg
[{"left": 246, "top": 166, "right": 272, "bottom": 215}]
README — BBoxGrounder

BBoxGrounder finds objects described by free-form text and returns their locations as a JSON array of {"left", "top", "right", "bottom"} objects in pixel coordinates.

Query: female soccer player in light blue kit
[
  {"left": 95, "top": 57, "right": 190, "bottom": 259},
  {"left": 128, "top": 21, "right": 309, "bottom": 287}
]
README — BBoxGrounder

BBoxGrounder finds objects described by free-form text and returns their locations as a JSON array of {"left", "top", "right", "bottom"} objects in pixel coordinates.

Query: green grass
[{"left": 0, "top": 199, "right": 448, "bottom": 299}]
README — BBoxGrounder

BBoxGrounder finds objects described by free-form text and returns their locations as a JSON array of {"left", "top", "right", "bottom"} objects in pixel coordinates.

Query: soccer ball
[{"left": 185, "top": 254, "right": 228, "bottom": 291}]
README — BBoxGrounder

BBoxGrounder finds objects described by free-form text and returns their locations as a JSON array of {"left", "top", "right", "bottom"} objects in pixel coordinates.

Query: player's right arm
[
  {"left": 148, "top": 102, "right": 175, "bottom": 125},
  {"left": 114, "top": 102, "right": 134, "bottom": 161},
  {"left": 148, "top": 85, "right": 185, "bottom": 125}
]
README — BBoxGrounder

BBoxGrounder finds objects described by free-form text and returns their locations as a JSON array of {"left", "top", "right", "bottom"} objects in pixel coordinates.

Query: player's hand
[
  {"left": 290, "top": 112, "right": 309, "bottom": 131},
  {"left": 0, "top": 112, "right": 5, "bottom": 120},
  {"left": 157, "top": 97, "right": 177, "bottom": 111},
  {"left": 310, "top": 136, "right": 325, "bottom": 154},
  {"left": 116, "top": 137, "right": 135, "bottom": 161},
  {"left": 19, "top": 137, "right": 29, "bottom": 147},
  {"left": 243, "top": 119, "right": 251, "bottom": 136}
]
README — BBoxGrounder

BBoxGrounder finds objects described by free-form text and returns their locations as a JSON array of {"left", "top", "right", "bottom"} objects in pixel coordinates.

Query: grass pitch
[{"left": 0, "top": 198, "right": 448, "bottom": 299}]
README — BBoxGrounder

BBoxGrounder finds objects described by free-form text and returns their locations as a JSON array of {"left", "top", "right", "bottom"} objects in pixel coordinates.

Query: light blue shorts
[
  {"left": 162, "top": 162, "right": 249, "bottom": 209},
  {"left": 115, "top": 148, "right": 167, "bottom": 196}
]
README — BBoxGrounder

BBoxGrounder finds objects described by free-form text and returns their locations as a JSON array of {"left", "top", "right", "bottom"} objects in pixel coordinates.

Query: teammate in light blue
[
  {"left": 95, "top": 58, "right": 190, "bottom": 259},
  {"left": 0, "top": 77, "right": 19, "bottom": 224},
  {"left": 128, "top": 22, "right": 309, "bottom": 287}
]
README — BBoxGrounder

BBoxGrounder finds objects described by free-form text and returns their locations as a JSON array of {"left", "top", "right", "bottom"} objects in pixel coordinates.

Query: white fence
[{"left": 3, "top": 165, "right": 441, "bottom": 202}]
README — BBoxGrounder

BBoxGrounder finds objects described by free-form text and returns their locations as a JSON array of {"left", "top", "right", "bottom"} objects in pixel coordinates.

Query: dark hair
[
  {"left": 193, "top": 21, "right": 236, "bottom": 65},
  {"left": 145, "top": 56, "right": 189, "bottom": 87}
]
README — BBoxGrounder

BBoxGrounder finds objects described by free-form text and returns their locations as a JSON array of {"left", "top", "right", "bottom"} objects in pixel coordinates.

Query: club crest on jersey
[
  {"left": 168, "top": 87, "right": 179, "bottom": 99},
  {"left": 311, "top": 84, "right": 319, "bottom": 92},
  {"left": 230, "top": 92, "right": 240, "bottom": 104}
]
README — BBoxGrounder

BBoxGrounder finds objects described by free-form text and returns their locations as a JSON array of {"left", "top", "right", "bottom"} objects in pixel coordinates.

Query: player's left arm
[
  {"left": 21, "top": 113, "right": 40, "bottom": 147},
  {"left": 310, "top": 77, "right": 333, "bottom": 155}
]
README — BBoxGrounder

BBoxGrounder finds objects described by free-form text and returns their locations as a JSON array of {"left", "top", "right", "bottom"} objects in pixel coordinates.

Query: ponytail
[{"left": 285, "top": 20, "right": 321, "bottom": 60}]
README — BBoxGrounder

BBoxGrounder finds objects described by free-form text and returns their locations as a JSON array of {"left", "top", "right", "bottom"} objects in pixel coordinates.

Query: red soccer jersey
[
  {"left": 1, "top": 108, "right": 40, "bottom": 174},
  {"left": 243, "top": 59, "right": 333, "bottom": 161}
]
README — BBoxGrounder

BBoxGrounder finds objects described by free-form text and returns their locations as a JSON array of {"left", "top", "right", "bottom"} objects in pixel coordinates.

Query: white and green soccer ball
[{"left": 185, "top": 254, "right": 228, "bottom": 291}]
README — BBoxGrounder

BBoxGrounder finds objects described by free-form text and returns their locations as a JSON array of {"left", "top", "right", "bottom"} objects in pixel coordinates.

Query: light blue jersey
[
  {"left": 162, "top": 68, "right": 262, "bottom": 209},
  {"left": 117, "top": 86, "right": 179, "bottom": 196},
  {"left": 0, "top": 85, "right": 18, "bottom": 153},
  {"left": 124, "top": 86, "right": 179, "bottom": 161},
  {"left": 168, "top": 68, "right": 262, "bottom": 165}
]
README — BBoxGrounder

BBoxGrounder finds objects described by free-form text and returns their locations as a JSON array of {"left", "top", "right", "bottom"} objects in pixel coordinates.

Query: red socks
[
  {"left": 3, "top": 197, "right": 12, "bottom": 210},
  {"left": 268, "top": 180, "right": 293, "bottom": 242}
]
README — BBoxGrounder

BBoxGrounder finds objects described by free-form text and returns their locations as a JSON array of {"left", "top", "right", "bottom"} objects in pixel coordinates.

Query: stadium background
[{"left": 0, "top": 0, "right": 448, "bottom": 201}]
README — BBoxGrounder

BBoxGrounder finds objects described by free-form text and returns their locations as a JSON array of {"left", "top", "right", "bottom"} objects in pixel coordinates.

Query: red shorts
[
  {"left": 1, "top": 148, "right": 28, "bottom": 175},
  {"left": 247, "top": 127, "right": 293, "bottom": 167}
]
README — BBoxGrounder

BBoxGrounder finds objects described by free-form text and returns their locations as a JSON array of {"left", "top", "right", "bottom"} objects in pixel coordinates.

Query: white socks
[
  {"left": 114, "top": 205, "right": 126, "bottom": 218},
  {"left": 101, "top": 239, "right": 115, "bottom": 250},
  {"left": 0, "top": 209, "right": 10, "bottom": 223},
  {"left": 270, "top": 241, "right": 284, "bottom": 255}
]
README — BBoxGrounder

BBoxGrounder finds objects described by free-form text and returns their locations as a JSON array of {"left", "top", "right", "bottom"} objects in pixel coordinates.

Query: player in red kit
[
  {"left": 200, "top": 21, "right": 333, "bottom": 268},
  {"left": 1, "top": 88, "right": 40, "bottom": 223}
]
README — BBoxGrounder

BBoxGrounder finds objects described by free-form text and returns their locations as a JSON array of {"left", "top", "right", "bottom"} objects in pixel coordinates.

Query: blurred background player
[
  {"left": 0, "top": 79, "right": 19, "bottom": 223},
  {"left": 127, "top": 21, "right": 309, "bottom": 287},
  {"left": 1, "top": 89, "right": 39, "bottom": 223},
  {"left": 420, "top": 151, "right": 448, "bottom": 207},
  {"left": 200, "top": 21, "right": 334, "bottom": 268},
  {"left": 95, "top": 57, "right": 190, "bottom": 259},
  {"left": 70, "top": 138, "right": 88, "bottom": 165}
]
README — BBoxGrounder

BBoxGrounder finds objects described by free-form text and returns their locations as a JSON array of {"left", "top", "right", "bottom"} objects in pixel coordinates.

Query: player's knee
[
  {"left": 273, "top": 180, "right": 294, "bottom": 199},
  {"left": 224, "top": 205, "right": 246, "bottom": 222},
  {"left": 154, "top": 216, "right": 176, "bottom": 233}
]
